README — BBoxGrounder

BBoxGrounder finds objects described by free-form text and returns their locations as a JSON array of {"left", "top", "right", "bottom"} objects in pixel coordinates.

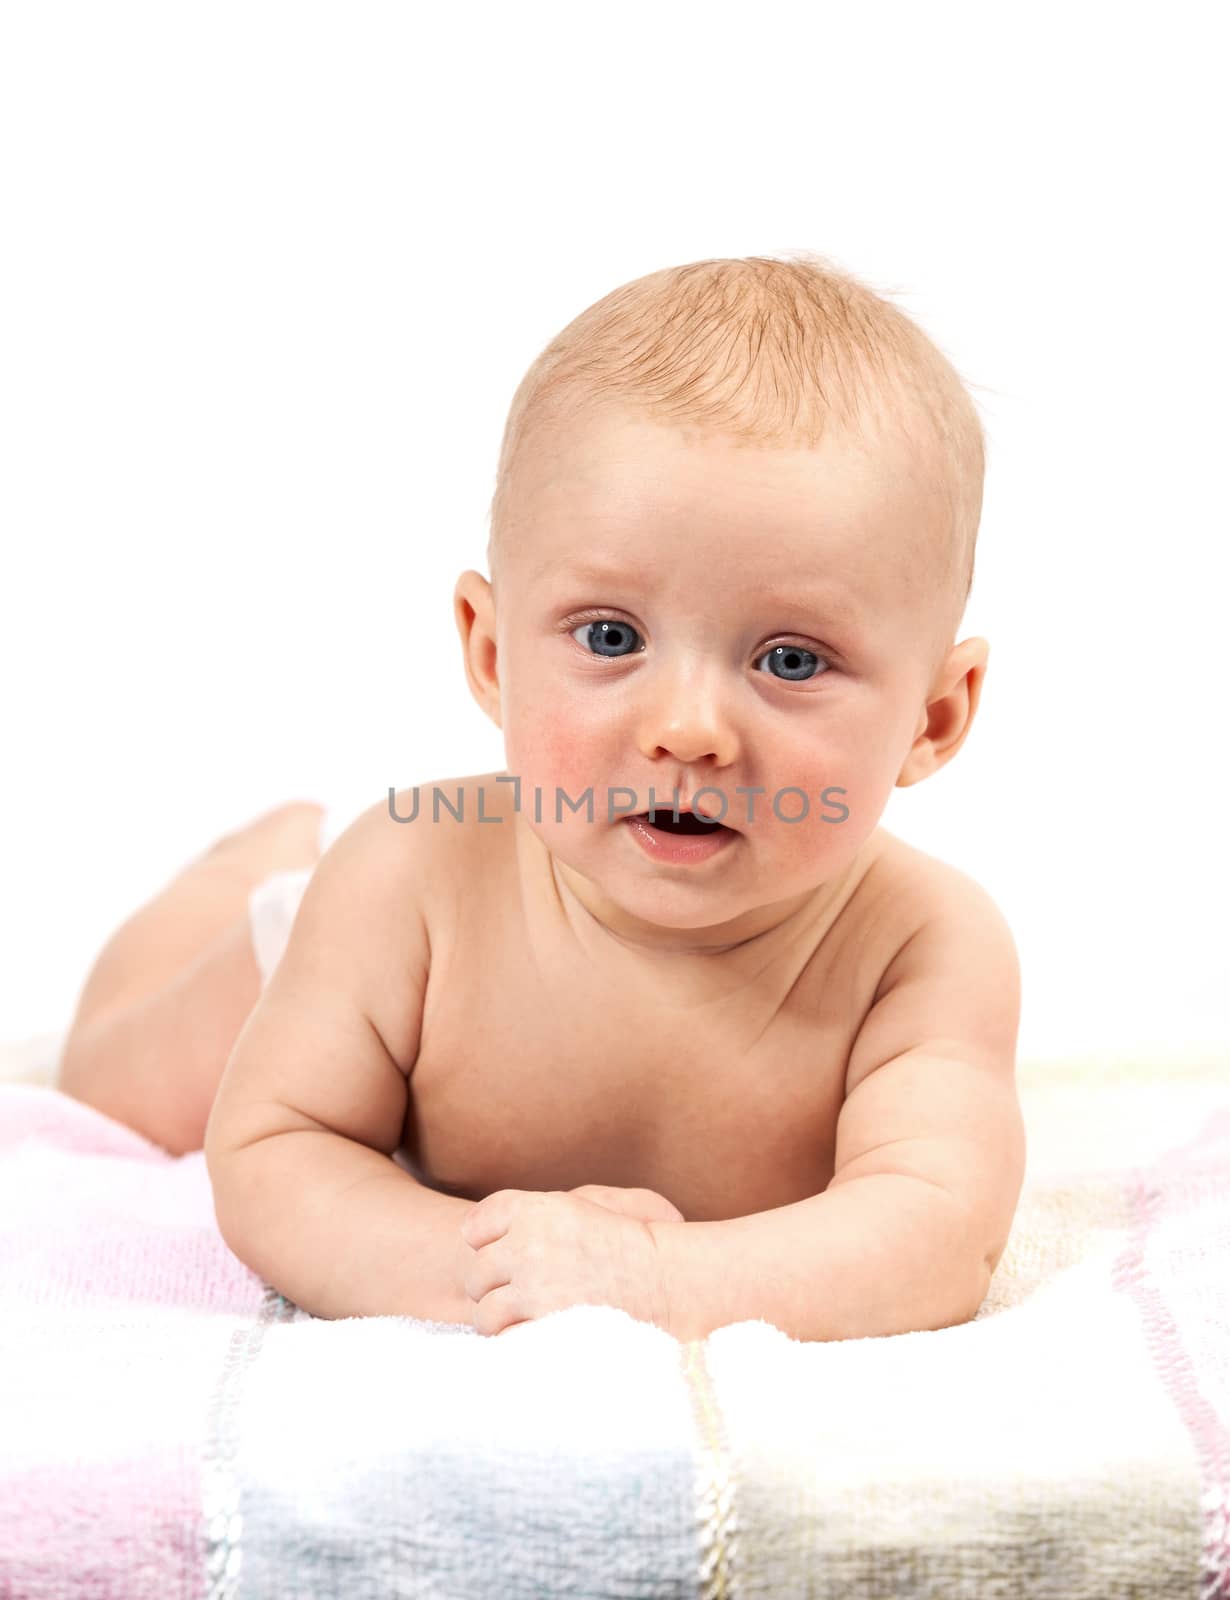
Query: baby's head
[{"left": 455, "top": 252, "right": 990, "bottom": 951}]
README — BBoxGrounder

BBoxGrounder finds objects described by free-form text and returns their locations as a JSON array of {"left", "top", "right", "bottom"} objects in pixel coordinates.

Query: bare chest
[{"left": 398, "top": 911, "right": 864, "bottom": 1223}]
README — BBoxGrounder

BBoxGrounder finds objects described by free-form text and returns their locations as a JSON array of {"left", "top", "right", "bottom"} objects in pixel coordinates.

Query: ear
[
  {"left": 896, "top": 637, "right": 990, "bottom": 788},
  {"left": 453, "top": 570, "right": 502, "bottom": 730}
]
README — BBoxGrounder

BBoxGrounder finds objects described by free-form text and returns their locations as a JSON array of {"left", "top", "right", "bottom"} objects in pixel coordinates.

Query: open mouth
[{"left": 630, "top": 810, "right": 732, "bottom": 835}]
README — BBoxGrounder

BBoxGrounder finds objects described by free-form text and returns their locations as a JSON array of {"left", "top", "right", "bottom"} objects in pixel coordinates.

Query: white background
[{"left": 1, "top": 3, "right": 1226, "bottom": 1063}]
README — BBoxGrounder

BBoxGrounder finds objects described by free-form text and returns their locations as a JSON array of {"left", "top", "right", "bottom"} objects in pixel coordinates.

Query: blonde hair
[{"left": 487, "top": 251, "right": 988, "bottom": 644}]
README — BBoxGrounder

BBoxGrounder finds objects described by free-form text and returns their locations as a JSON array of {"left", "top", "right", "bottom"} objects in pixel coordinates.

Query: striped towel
[{"left": 0, "top": 1041, "right": 1226, "bottom": 1597}]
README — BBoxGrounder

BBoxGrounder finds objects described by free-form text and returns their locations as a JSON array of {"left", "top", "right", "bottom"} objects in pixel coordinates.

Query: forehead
[{"left": 513, "top": 413, "right": 942, "bottom": 606}]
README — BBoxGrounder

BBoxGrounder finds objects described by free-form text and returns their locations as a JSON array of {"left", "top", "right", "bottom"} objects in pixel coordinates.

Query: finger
[
  {"left": 630, "top": 1189, "right": 686, "bottom": 1222},
  {"left": 459, "top": 1193, "right": 515, "bottom": 1249},
  {"left": 473, "top": 1283, "right": 527, "bottom": 1339},
  {"left": 573, "top": 1185, "right": 657, "bottom": 1219},
  {"left": 463, "top": 1247, "right": 511, "bottom": 1305}
]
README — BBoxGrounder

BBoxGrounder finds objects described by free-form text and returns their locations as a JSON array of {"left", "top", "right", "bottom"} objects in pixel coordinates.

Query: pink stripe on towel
[
  {"left": 0, "top": 1087, "right": 263, "bottom": 1315},
  {"left": 1113, "top": 1105, "right": 1230, "bottom": 1599},
  {"left": 0, "top": 1085, "right": 267, "bottom": 1597}
]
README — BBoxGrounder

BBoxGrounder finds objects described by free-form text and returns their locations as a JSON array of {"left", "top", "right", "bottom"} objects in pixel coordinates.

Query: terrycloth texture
[{"left": 0, "top": 1043, "right": 1227, "bottom": 1598}]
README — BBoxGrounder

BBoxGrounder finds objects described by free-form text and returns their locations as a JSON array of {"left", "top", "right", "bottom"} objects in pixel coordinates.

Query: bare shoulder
[
  {"left": 382, "top": 769, "right": 516, "bottom": 897},
  {"left": 351, "top": 770, "right": 508, "bottom": 868},
  {"left": 293, "top": 786, "right": 455, "bottom": 1073},
  {"left": 844, "top": 828, "right": 1021, "bottom": 1098},
  {"left": 342, "top": 769, "right": 511, "bottom": 951}
]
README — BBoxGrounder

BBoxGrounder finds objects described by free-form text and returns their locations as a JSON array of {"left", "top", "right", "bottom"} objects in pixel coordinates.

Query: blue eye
[
  {"left": 754, "top": 644, "right": 828, "bottom": 682},
  {"left": 567, "top": 615, "right": 830, "bottom": 681},
  {"left": 571, "top": 618, "right": 643, "bottom": 658}
]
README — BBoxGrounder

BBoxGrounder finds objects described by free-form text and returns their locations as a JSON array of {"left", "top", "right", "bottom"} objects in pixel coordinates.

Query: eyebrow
[
  {"left": 539, "top": 557, "right": 865, "bottom": 624},
  {"left": 535, "top": 556, "right": 634, "bottom": 585}
]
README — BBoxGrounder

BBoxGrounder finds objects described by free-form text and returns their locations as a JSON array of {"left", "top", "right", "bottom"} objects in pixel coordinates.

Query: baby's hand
[
  {"left": 568, "top": 1184, "right": 686, "bottom": 1224},
  {"left": 459, "top": 1189, "right": 672, "bottom": 1337}
]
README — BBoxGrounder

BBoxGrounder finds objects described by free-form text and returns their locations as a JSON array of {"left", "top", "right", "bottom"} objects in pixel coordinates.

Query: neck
[{"left": 525, "top": 819, "right": 880, "bottom": 967}]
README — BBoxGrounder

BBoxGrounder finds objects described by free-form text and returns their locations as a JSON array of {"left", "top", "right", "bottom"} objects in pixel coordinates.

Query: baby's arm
[
  {"left": 204, "top": 807, "right": 472, "bottom": 1323},
  {"left": 652, "top": 870, "right": 1025, "bottom": 1342},
  {"left": 823, "top": 870, "right": 1026, "bottom": 1280}
]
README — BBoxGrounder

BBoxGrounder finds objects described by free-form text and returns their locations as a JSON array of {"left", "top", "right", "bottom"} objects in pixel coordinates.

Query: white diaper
[
  {"left": 247, "top": 868, "right": 314, "bottom": 988},
  {"left": 246, "top": 798, "right": 369, "bottom": 987}
]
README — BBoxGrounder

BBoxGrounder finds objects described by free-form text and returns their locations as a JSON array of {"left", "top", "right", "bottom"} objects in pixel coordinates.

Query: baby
[{"left": 58, "top": 252, "right": 1026, "bottom": 1343}]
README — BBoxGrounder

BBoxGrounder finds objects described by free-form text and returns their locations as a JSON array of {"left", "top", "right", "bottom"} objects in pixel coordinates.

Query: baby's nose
[{"left": 639, "top": 677, "right": 738, "bottom": 770}]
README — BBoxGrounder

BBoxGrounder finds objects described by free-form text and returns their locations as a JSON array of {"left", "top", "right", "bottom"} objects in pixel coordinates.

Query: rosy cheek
[
  {"left": 541, "top": 722, "right": 591, "bottom": 775},
  {"left": 755, "top": 742, "right": 881, "bottom": 854},
  {"left": 505, "top": 706, "right": 605, "bottom": 817}
]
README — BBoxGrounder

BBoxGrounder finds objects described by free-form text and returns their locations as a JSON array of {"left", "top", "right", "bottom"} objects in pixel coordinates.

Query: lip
[{"left": 621, "top": 812, "right": 738, "bottom": 866}]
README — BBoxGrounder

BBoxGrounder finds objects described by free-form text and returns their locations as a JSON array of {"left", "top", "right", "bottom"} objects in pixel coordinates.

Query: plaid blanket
[{"left": 0, "top": 1036, "right": 1227, "bottom": 1598}]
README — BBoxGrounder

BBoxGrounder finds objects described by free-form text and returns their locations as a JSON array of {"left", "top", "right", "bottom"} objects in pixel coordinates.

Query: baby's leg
[
  {"left": 68, "top": 800, "right": 326, "bottom": 1032},
  {"left": 58, "top": 800, "right": 325, "bottom": 1155}
]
